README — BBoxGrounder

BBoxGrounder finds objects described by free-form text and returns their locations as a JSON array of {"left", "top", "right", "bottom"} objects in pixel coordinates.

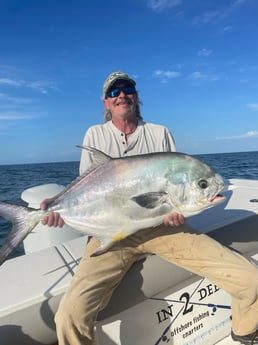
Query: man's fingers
[
  {"left": 163, "top": 213, "right": 185, "bottom": 227},
  {"left": 40, "top": 197, "right": 54, "bottom": 210},
  {"left": 41, "top": 211, "right": 64, "bottom": 227}
]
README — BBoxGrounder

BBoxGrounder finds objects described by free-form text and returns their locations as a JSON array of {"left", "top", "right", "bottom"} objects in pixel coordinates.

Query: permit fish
[{"left": 0, "top": 147, "right": 225, "bottom": 265}]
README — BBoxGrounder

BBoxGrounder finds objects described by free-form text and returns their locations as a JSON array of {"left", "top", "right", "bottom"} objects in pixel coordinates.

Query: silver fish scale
[
  {"left": 45, "top": 152, "right": 223, "bottom": 239},
  {"left": 0, "top": 150, "right": 225, "bottom": 263}
]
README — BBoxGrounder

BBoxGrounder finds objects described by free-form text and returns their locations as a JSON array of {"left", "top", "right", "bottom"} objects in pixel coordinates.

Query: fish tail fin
[{"left": 0, "top": 202, "right": 38, "bottom": 265}]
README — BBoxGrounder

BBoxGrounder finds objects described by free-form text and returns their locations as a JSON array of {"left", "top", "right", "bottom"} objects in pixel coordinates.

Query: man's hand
[
  {"left": 163, "top": 212, "right": 185, "bottom": 227},
  {"left": 40, "top": 198, "right": 65, "bottom": 227}
]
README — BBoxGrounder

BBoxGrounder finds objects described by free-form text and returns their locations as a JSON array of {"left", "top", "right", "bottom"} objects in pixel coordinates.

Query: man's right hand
[{"left": 40, "top": 198, "right": 65, "bottom": 227}]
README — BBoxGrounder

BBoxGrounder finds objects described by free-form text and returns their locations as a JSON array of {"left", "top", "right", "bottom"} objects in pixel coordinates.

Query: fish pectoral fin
[{"left": 131, "top": 191, "right": 168, "bottom": 209}]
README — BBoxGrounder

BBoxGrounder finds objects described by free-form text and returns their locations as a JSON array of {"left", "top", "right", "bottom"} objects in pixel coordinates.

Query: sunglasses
[{"left": 106, "top": 86, "right": 136, "bottom": 98}]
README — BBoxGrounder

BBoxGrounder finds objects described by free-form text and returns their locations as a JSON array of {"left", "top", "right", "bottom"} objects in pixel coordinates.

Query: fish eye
[{"left": 198, "top": 179, "right": 208, "bottom": 189}]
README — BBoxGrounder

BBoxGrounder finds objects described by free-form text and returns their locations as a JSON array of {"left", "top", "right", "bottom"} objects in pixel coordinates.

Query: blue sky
[{"left": 0, "top": 0, "right": 258, "bottom": 165}]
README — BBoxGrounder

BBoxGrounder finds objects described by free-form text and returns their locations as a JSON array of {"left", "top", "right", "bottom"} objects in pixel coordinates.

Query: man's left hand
[{"left": 163, "top": 212, "right": 185, "bottom": 227}]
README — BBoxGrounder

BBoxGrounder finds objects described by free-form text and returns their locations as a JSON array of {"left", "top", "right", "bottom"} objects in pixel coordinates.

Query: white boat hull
[{"left": 0, "top": 179, "right": 258, "bottom": 345}]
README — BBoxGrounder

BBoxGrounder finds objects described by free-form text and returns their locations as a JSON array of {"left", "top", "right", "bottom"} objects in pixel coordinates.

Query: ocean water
[{"left": 0, "top": 151, "right": 258, "bottom": 259}]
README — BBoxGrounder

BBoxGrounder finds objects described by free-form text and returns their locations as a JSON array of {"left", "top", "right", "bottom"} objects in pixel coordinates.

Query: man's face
[{"left": 103, "top": 81, "right": 137, "bottom": 120}]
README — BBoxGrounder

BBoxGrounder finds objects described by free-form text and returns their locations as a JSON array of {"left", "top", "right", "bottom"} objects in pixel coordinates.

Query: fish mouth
[{"left": 209, "top": 193, "right": 226, "bottom": 205}]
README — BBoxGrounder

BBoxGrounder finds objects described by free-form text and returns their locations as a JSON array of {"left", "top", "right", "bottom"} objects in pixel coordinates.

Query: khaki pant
[{"left": 55, "top": 224, "right": 258, "bottom": 345}]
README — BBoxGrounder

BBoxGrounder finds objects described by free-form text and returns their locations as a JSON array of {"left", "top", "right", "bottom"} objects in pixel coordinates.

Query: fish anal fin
[
  {"left": 112, "top": 232, "right": 127, "bottom": 242},
  {"left": 90, "top": 231, "right": 128, "bottom": 257}
]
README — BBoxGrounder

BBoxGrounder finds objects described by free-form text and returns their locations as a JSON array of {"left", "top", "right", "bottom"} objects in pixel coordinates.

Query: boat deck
[
  {"left": 0, "top": 179, "right": 258, "bottom": 345},
  {"left": 217, "top": 335, "right": 235, "bottom": 344}
]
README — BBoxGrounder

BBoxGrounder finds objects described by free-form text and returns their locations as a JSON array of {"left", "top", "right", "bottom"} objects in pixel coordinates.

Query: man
[{"left": 41, "top": 71, "right": 258, "bottom": 345}]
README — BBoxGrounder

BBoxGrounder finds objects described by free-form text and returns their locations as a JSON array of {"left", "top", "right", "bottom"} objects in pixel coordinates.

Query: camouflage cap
[{"left": 103, "top": 71, "right": 136, "bottom": 98}]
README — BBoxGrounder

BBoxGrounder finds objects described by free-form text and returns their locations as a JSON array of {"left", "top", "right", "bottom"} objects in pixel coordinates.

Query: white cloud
[
  {"left": 0, "top": 92, "right": 33, "bottom": 105},
  {"left": 189, "top": 71, "right": 219, "bottom": 82},
  {"left": 27, "top": 81, "right": 49, "bottom": 94},
  {"left": 220, "top": 25, "right": 232, "bottom": 34},
  {"left": 232, "top": 0, "right": 249, "bottom": 7},
  {"left": 147, "top": 0, "right": 182, "bottom": 11},
  {"left": 193, "top": 10, "right": 226, "bottom": 26},
  {"left": 0, "top": 78, "right": 22, "bottom": 87},
  {"left": 239, "top": 78, "right": 248, "bottom": 83},
  {"left": 153, "top": 70, "right": 181, "bottom": 83},
  {"left": 198, "top": 48, "right": 212, "bottom": 57},
  {"left": 216, "top": 130, "right": 258, "bottom": 140},
  {"left": 0, "top": 75, "right": 57, "bottom": 94},
  {"left": 0, "top": 111, "right": 38, "bottom": 120},
  {"left": 247, "top": 103, "right": 258, "bottom": 110}
]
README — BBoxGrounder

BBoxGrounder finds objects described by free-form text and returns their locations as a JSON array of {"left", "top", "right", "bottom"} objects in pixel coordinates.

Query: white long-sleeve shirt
[{"left": 79, "top": 120, "right": 176, "bottom": 175}]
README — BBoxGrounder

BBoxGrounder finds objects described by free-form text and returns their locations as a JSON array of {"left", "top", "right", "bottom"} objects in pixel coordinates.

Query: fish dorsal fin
[
  {"left": 51, "top": 146, "right": 112, "bottom": 205},
  {"left": 131, "top": 191, "right": 168, "bottom": 209},
  {"left": 77, "top": 145, "right": 112, "bottom": 169},
  {"left": 75, "top": 145, "right": 113, "bottom": 177}
]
